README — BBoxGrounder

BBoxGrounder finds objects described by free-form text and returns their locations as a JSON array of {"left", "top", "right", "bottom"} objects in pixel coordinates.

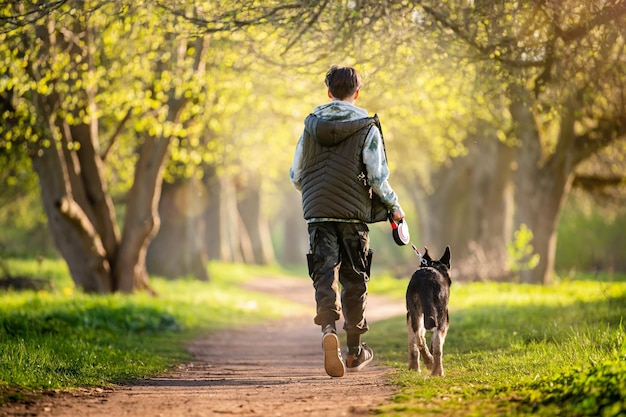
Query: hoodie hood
[
  {"left": 312, "top": 101, "right": 369, "bottom": 121},
  {"left": 304, "top": 101, "right": 374, "bottom": 147}
]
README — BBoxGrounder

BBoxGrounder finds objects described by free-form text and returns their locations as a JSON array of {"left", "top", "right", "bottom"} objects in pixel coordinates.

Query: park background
[
  {"left": 1, "top": 1, "right": 625, "bottom": 293},
  {"left": 1, "top": 2, "right": 625, "bottom": 416}
]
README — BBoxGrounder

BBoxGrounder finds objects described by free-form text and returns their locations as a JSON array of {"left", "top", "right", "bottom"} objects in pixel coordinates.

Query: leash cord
[{"left": 410, "top": 242, "right": 428, "bottom": 266}]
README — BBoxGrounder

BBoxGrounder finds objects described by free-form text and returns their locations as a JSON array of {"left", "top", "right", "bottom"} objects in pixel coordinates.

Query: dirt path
[{"left": 3, "top": 277, "right": 406, "bottom": 417}]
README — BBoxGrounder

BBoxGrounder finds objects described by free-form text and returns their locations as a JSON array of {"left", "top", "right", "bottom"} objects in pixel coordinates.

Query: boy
[{"left": 290, "top": 64, "right": 405, "bottom": 377}]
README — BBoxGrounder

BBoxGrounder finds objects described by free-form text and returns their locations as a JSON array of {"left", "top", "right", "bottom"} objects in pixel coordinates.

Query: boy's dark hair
[{"left": 324, "top": 65, "right": 362, "bottom": 100}]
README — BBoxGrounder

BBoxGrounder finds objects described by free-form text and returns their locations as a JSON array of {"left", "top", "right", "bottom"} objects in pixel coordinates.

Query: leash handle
[
  {"left": 389, "top": 213, "right": 410, "bottom": 246},
  {"left": 388, "top": 214, "right": 398, "bottom": 229}
]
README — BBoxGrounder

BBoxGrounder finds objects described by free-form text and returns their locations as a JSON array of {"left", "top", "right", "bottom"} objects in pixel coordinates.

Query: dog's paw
[
  {"left": 431, "top": 367, "right": 444, "bottom": 377},
  {"left": 408, "top": 360, "right": 421, "bottom": 372},
  {"left": 422, "top": 354, "right": 434, "bottom": 370}
]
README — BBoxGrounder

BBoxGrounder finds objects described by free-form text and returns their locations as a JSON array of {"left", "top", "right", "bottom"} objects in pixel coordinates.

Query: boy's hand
[{"left": 391, "top": 207, "right": 405, "bottom": 221}]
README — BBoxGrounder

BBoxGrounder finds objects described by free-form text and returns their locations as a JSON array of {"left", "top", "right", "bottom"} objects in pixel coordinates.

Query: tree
[
  {"left": 0, "top": 1, "right": 215, "bottom": 292},
  {"left": 411, "top": 0, "right": 626, "bottom": 283},
  {"left": 267, "top": 0, "right": 626, "bottom": 283},
  {"left": 4, "top": 0, "right": 624, "bottom": 290},
  {"left": 1, "top": 0, "right": 317, "bottom": 291}
]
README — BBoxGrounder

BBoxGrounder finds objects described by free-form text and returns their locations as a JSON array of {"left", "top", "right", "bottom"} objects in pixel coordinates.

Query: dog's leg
[
  {"left": 430, "top": 325, "right": 448, "bottom": 376},
  {"left": 417, "top": 316, "right": 434, "bottom": 371},
  {"left": 407, "top": 315, "right": 420, "bottom": 371}
]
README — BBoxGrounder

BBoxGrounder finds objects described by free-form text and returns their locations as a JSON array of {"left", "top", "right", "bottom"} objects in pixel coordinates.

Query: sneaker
[
  {"left": 345, "top": 343, "right": 374, "bottom": 372},
  {"left": 322, "top": 329, "right": 345, "bottom": 378}
]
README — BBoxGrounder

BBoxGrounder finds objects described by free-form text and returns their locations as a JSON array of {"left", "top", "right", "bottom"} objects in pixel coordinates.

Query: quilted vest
[{"left": 300, "top": 113, "right": 389, "bottom": 223}]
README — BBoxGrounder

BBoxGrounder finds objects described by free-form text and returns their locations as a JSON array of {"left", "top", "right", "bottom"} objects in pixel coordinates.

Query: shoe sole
[{"left": 322, "top": 333, "right": 345, "bottom": 377}]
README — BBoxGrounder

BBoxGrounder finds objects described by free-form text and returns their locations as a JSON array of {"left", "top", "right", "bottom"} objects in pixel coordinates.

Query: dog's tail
[{"left": 419, "top": 292, "right": 438, "bottom": 331}]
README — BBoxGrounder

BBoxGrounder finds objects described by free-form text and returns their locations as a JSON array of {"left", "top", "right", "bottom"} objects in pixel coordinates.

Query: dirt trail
[{"left": 2, "top": 277, "right": 406, "bottom": 417}]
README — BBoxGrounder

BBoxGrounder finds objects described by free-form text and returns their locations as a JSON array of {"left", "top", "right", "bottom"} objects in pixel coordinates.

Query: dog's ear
[
  {"left": 422, "top": 247, "right": 432, "bottom": 263},
  {"left": 439, "top": 246, "right": 451, "bottom": 269}
]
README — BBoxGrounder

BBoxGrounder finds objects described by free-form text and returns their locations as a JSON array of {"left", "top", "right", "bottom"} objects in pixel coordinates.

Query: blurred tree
[
  {"left": 1, "top": 1, "right": 228, "bottom": 292},
  {"left": 3, "top": 2, "right": 214, "bottom": 292},
  {"left": 0, "top": 0, "right": 315, "bottom": 291},
  {"left": 3, "top": 0, "right": 624, "bottom": 290},
  {"left": 155, "top": 0, "right": 335, "bottom": 268},
  {"left": 411, "top": 0, "right": 626, "bottom": 283},
  {"left": 266, "top": 0, "right": 626, "bottom": 283},
  {"left": 259, "top": 1, "right": 517, "bottom": 278}
]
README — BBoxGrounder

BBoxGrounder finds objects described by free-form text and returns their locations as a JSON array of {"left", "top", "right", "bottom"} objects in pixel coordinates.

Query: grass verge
[
  {"left": 367, "top": 273, "right": 626, "bottom": 417},
  {"left": 2, "top": 258, "right": 625, "bottom": 416},
  {"left": 0, "top": 259, "right": 307, "bottom": 403}
]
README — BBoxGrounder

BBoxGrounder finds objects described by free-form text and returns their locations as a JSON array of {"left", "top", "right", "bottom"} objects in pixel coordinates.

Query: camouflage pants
[{"left": 306, "top": 222, "right": 373, "bottom": 335}]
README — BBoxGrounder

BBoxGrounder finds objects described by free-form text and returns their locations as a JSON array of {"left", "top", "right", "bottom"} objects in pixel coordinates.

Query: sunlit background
[{"left": 1, "top": 0, "right": 625, "bottom": 292}]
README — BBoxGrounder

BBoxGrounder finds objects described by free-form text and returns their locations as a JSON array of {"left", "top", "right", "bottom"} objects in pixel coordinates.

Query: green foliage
[
  {"left": 0, "top": 300, "right": 180, "bottom": 337},
  {"left": 366, "top": 275, "right": 626, "bottom": 416},
  {"left": 1, "top": 0, "right": 623, "bottom": 282},
  {"left": 0, "top": 260, "right": 307, "bottom": 394},
  {"left": 0, "top": 195, "right": 53, "bottom": 257},
  {"left": 556, "top": 191, "right": 626, "bottom": 272},
  {"left": 525, "top": 335, "right": 626, "bottom": 417},
  {"left": 507, "top": 224, "right": 540, "bottom": 275}
]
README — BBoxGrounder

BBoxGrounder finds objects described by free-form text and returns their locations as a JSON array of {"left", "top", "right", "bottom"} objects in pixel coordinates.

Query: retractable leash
[
  {"left": 388, "top": 214, "right": 410, "bottom": 246},
  {"left": 411, "top": 242, "right": 428, "bottom": 267},
  {"left": 388, "top": 214, "right": 428, "bottom": 267}
]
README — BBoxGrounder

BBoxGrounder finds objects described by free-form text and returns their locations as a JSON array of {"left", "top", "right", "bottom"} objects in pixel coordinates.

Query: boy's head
[{"left": 325, "top": 65, "right": 362, "bottom": 101}]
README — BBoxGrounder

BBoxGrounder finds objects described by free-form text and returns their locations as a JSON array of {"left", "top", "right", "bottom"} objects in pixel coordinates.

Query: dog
[{"left": 406, "top": 246, "right": 451, "bottom": 376}]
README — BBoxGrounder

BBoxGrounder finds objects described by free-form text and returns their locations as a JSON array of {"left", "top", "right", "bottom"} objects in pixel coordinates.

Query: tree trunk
[
  {"left": 237, "top": 177, "right": 276, "bottom": 265},
  {"left": 114, "top": 135, "right": 170, "bottom": 292},
  {"left": 26, "top": 19, "right": 118, "bottom": 292},
  {"left": 31, "top": 128, "right": 112, "bottom": 292},
  {"left": 509, "top": 86, "right": 575, "bottom": 284},
  {"left": 418, "top": 137, "right": 514, "bottom": 281},
  {"left": 203, "top": 174, "right": 252, "bottom": 263},
  {"left": 280, "top": 190, "right": 309, "bottom": 265},
  {"left": 514, "top": 175, "right": 568, "bottom": 285},
  {"left": 147, "top": 178, "right": 210, "bottom": 281},
  {"left": 203, "top": 175, "right": 221, "bottom": 261},
  {"left": 70, "top": 123, "right": 120, "bottom": 269},
  {"left": 114, "top": 33, "right": 208, "bottom": 289}
]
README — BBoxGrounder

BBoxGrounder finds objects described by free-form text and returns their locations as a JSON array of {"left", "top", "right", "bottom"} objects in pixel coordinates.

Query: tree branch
[
  {"left": 282, "top": 0, "right": 330, "bottom": 55},
  {"left": 573, "top": 174, "right": 626, "bottom": 191},
  {"left": 572, "top": 115, "right": 626, "bottom": 164},
  {"left": 419, "top": 4, "right": 486, "bottom": 57},
  {"left": 101, "top": 107, "right": 132, "bottom": 161},
  {"left": 555, "top": 0, "right": 626, "bottom": 42},
  {"left": 419, "top": 3, "right": 547, "bottom": 68},
  {"left": 155, "top": 1, "right": 302, "bottom": 33},
  {"left": 0, "top": 1, "right": 67, "bottom": 34}
]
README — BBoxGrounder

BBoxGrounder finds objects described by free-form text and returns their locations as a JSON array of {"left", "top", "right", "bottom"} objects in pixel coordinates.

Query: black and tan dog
[{"left": 406, "top": 246, "right": 451, "bottom": 376}]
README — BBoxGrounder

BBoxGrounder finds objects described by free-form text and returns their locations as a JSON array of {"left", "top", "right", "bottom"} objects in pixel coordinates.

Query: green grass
[
  {"left": 2, "top": 259, "right": 625, "bottom": 416},
  {"left": 367, "top": 273, "right": 626, "bottom": 417},
  {"left": 0, "top": 259, "right": 307, "bottom": 401}
]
